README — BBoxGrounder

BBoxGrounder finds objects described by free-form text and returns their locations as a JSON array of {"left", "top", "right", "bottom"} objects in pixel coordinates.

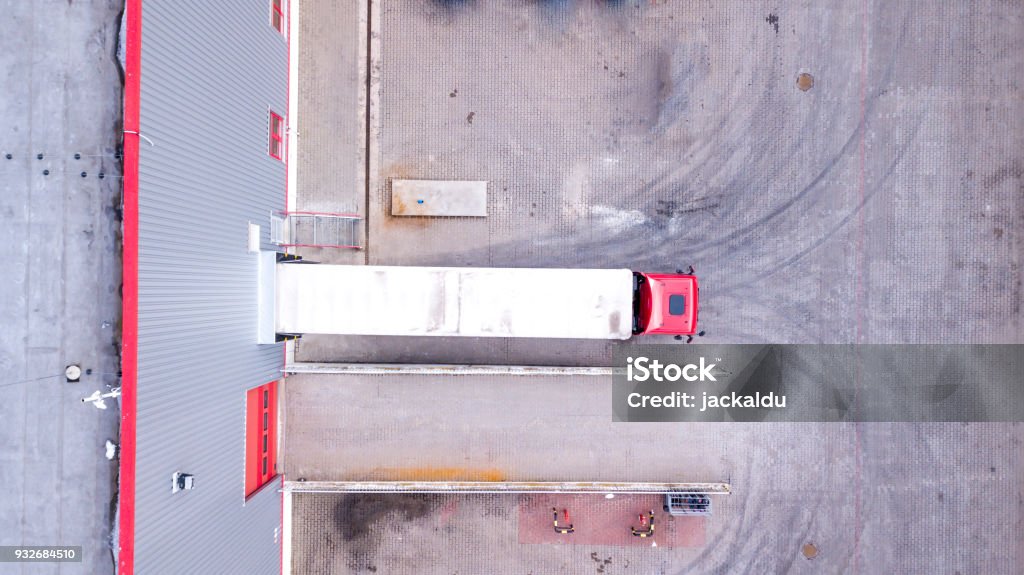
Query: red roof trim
[{"left": 118, "top": 0, "right": 142, "bottom": 573}]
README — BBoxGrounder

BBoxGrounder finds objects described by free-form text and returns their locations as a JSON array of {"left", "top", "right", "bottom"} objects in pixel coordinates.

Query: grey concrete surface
[
  {"left": 284, "top": 373, "right": 729, "bottom": 482},
  {"left": 291, "top": 492, "right": 708, "bottom": 575},
  {"left": 0, "top": 1, "right": 124, "bottom": 573},
  {"left": 294, "top": 0, "right": 1023, "bottom": 365},
  {"left": 295, "top": 0, "right": 367, "bottom": 264},
  {"left": 288, "top": 0, "right": 1024, "bottom": 573},
  {"left": 285, "top": 374, "right": 1023, "bottom": 573},
  {"left": 295, "top": 332, "right": 623, "bottom": 366}
]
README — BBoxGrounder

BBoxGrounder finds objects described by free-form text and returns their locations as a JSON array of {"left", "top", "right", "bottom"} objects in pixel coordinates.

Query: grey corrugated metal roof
[{"left": 133, "top": 1, "right": 287, "bottom": 572}]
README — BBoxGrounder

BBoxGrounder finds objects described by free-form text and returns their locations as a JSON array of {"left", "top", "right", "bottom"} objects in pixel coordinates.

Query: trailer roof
[{"left": 277, "top": 265, "right": 634, "bottom": 339}]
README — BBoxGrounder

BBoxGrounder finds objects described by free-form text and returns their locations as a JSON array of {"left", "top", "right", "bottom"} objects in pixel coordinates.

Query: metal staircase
[{"left": 271, "top": 211, "right": 362, "bottom": 250}]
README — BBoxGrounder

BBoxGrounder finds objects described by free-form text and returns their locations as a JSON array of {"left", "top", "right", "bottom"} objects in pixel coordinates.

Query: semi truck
[{"left": 259, "top": 258, "right": 698, "bottom": 342}]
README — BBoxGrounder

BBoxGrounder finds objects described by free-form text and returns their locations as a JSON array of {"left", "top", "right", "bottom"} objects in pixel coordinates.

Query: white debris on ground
[
  {"left": 83, "top": 388, "right": 122, "bottom": 410},
  {"left": 590, "top": 205, "right": 650, "bottom": 233}
]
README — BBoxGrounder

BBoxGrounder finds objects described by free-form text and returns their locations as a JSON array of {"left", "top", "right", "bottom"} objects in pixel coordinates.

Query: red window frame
[
  {"left": 268, "top": 111, "right": 284, "bottom": 160},
  {"left": 245, "top": 381, "right": 278, "bottom": 498},
  {"left": 271, "top": 0, "right": 285, "bottom": 34}
]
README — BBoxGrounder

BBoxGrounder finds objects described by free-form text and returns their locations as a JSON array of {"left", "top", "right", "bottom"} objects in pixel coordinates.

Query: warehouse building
[{"left": 119, "top": 0, "right": 290, "bottom": 572}]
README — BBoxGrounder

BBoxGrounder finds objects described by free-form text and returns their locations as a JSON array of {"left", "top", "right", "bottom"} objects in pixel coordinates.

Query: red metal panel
[
  {"left": 245, "top": 386, "right": 261, "bottom": 497},
  {"left": 118, "top": 0, "right": 142, "bottom": 572},
  {"left": 246, "top": 381, "right": 279, "bottom": 498}
]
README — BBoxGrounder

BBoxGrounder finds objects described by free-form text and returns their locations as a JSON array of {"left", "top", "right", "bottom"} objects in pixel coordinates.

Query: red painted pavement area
[{"left": 517, "top": 494, "right": 705, "bottom": 547}]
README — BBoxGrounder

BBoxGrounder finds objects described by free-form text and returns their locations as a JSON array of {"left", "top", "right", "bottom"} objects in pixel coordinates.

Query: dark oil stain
[
  {"left": 982, "top": 163, "right": 1023, "bottom": 189},
  {"left": 766, "top": 13, "right": 779, "bottom": 34},
  {"left": 449, "top": 89, "right": 458, "bottom": 97},
  {"left": 481, "top": 499, "right": 510, "bottom": 519},
  {"left": 591, "top": 552, "right": 613, "bottom": 573},
  {"left": 994, "top": 227, "right": 1004, "bottom": 240},
  {"left": 1014, "top": 276, "right": 1021, "bottom": 314},
  {"left": 334, "top": 494, "right": 436, "bottom": 541},
  {"left": 656, "top": 198, "right": 719, "bottom": 217},
  {"left": 467, "top": 111, "right": 476, "bottom": 124}
]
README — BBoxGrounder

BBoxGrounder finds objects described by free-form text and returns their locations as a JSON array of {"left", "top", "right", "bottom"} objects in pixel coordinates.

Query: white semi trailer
[{"left": 258, "top": 257, "right": 698, "bottom": 342}]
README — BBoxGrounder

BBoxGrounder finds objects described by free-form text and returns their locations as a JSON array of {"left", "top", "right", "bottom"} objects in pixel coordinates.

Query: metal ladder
[{"left": 271, "top": 211, "right": 362, "bottom": 250}]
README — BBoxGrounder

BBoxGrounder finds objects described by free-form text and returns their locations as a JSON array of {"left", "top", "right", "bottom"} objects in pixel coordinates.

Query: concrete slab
[
  {"left": 293, "top": 332, "right": 621, "bottom": 366},
  {"left": 285, "top": 481, "right": 728, "bottom": 494},
  {"left": 0, "top": 1, "right": 124, "bottom": 573},
  {"left": 285, "top": 362, "right": 613, "bottom": 376},
  {"left": 284, "top": 370, "right": 1024, "bottom": 573},
  {"left": 287, "top": 0, "right": 1024, "bottom": 572},
  {"left": 391, "top": 179, "right": 487, "bottom": 217},
  {"left": 291, "top": 492, "right": 715, "bottom": 574},
  {"left": 283, "top": 372, "right": 731, "bottom": 482},
  {"left": 295, "top": 0, "right": 1024, "bottom": 361},
  {"left": 295, "top": 0, "right": 368, "bottom": 265},
  {"left": 353, "top": 0, "right": 1024, "bottom": 348}
]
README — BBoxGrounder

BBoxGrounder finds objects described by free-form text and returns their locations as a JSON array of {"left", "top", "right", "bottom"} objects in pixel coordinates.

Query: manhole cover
[{"left": 802, "top": 542, "right": 819, "bottom": 559}]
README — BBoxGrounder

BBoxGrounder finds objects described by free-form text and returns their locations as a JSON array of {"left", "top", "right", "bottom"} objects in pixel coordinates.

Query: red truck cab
[{"left": 633, "top": 273, "right": 699, "bottom": 336}]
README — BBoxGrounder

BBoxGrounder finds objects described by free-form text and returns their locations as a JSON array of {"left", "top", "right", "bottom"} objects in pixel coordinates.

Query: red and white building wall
[{"left": 120, "top": 0, "right": 291, "bottom": 572}]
